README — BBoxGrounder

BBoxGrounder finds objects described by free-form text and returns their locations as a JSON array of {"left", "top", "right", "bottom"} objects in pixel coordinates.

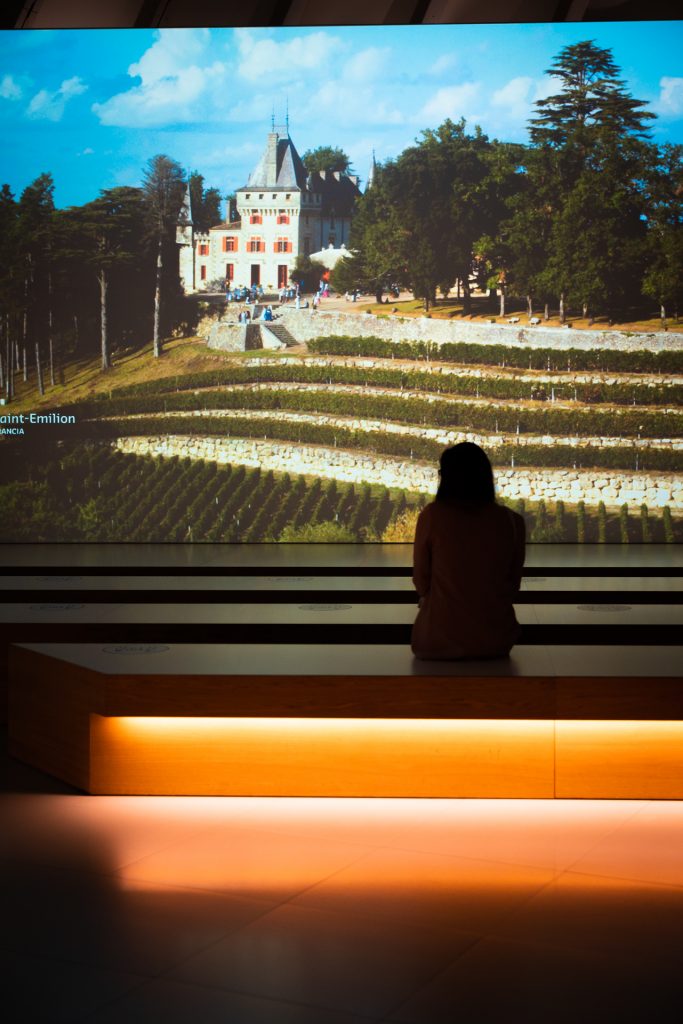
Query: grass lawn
[
  {"left": 363, "top": 294, "right": 683, "bottom": 333},
  {"left": 5, "top": 336, "right": 293, "bottom": 415},
  {"left": 5, "top": 295, "right": 681, "bottom": 416}
]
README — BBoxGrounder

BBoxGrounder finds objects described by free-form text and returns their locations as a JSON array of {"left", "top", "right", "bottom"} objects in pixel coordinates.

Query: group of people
[
  {"left": 236, "top": 305, "right": 274, "bottom": 323},
  {"left": 226, "top": 284, "right": 263, "bottom": 304}
]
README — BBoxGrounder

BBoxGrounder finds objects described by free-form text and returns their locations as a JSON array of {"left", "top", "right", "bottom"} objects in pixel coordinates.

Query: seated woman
[{"left": 411, "top": 442, "right": 525, "bottom": 660}]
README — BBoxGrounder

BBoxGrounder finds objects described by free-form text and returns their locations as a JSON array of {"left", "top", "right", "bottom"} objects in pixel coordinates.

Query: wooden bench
[{"left": 9, "top": 642, "right": 683, "bottom": 800}]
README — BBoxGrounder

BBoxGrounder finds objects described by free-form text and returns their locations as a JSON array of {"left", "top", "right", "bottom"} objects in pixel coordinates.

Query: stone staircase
[{"left": 261, "top": 320, "right": 299, "bottom": 348}]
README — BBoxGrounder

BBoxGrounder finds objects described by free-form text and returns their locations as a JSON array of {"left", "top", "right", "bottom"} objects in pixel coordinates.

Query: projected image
[{"left": 0, "top": 23, "right": 681, "bottom": 542}]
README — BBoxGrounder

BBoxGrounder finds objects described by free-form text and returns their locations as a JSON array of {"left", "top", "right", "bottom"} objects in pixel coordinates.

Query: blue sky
[{"left": 1, "top": 22, "right": 681, "bottom": 210}]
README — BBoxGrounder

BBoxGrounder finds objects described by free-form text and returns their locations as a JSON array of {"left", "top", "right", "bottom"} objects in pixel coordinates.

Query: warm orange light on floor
[
  {"left": 88, "top": 715, "right": 683, "bottom": 799},
  {"left": 90, "top": 714, "right": 554, "bottom": 798}
]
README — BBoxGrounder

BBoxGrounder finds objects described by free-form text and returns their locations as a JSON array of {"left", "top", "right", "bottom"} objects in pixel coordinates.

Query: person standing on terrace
[{"left": 412, "top": 443, "right": 526, "bottom": 660}]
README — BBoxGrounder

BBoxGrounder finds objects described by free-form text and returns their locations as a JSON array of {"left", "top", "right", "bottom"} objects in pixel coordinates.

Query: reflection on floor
[{"left": 3, "top": 746, "right": 682, "bottom": 1023}]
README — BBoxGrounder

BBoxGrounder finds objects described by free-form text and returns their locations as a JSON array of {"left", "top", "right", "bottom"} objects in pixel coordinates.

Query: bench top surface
[
  {"left": 2, "top": 542, "right": 681, "bottom": 570},
  {"left": 15, "top": 642, "right": 683, "bottom": 679},
  {"left": 1, "top": 602, "right": 682, "bottom": 626}
]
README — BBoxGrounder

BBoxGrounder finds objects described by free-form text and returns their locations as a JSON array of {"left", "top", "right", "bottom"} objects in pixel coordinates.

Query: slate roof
[{"left": 245, "top": 133, "right": 308, "bottom": 190}]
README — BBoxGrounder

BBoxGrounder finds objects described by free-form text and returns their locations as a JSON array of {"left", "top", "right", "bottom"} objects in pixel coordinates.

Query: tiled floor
[{"left": 2, "top": 743, "right": 683, "bottom": 1023}]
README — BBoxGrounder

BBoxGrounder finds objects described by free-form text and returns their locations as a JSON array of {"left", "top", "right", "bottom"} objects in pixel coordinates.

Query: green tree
[
  {"left": 493, "top": 146, "right": 556, "bottom": 318},
  {"left": 188, "top": 172, "right": 223, "bottom": 232},
  {"left": 529, "top": 41, "right": 655, "bottom": 322},
  {"left": 142, "top": 155, "right": 186, "bottom": 358},
  {"left": 63, "top": 187, "right": 145, "bottom": 370},
  {"left": 302, "top": 146, "right": 351, "bottom": 175},
  {"left": 345, "top": 120, "right": 509, "bottom": 311},
  {"left": 290, "top": 254, "right": 327, "bottom": 293},
  {"left": 642, "top": 143, "right": 683, "bottom": 328},
  {"left": 17, "top": 173, "right": 55, "bottom": 395},
  {"left": 344, "top": 158, "right": 409, "bottom": 303},
  {"left": 0, "top": 184, "right": 19, "bottom": 399}
]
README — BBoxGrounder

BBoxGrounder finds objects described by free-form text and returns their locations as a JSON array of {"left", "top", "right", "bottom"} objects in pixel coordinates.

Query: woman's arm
[
  {"left": 412, "top": 506, "right": 432, "bottom": 598},
  {"left": 509, "top": 511, "right": 526, "bottom": 591}
]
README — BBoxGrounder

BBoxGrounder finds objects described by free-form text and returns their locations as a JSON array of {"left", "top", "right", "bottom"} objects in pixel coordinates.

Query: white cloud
[
  {"left": 92, "top": 29, "right": 225, "bottom": 127},
  {"left": 1, "top": 74, "right": 21, "bottom": 100},
  {"left": 343, "top": 47, "right": 389, "bottom": 83},
  {"left": 656, "top": 77, "right": 683, "bottom": 117},
  {"left": 429, "top": 54, "right": 457, "bottom": 77},
  {"left": 419, "top": 82, "right": 480, "bottom": 124},
  {"left": 235, "top": 29, "right": 341, "bottom": 84},
  {"left": 491, "top": 76, "right": 534, "bottom": 121},
  {"left": 79, "top": 147, "right": 94, "bottom": 156},
  {"left": 27, "top": 76, "right": 87, "bottom": 121}
]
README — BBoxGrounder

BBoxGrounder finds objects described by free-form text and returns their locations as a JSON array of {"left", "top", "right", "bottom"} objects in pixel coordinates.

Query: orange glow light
[{"left": 88, "top": 715, "right": 683, "bottom": 800}]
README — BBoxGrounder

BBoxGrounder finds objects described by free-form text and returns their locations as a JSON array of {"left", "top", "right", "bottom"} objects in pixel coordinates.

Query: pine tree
[
  {"left": 17, "top": 173, "right": 55, "bottom": 396},
  {"left": 63, "top": 187, "right": 145, "bottom": 371},
  {"left": 529, "top": 41, "right": 655, "bottom": 322},
  {"left": 642, "top": 144, "right": 683, "bottom": 328},
  {"left": 142, "top": 155, "right": 185, "bottom": 358},
  {"left": 0, "top": 185, "right": 18, "bottom": 401}
]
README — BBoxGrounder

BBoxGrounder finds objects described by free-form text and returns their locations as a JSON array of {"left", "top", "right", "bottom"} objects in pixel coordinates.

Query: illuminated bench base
[{"left": 9, "top": 643, "right": 683, "bottom": 799}]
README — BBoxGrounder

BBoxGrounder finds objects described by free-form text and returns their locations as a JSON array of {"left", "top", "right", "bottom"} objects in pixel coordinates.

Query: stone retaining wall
[
  {"left": 113, "top": 435, "right": 683, "bottom": 509},
  {"left": 277, "top": 308, "right": 682, "bottom": 353},
  {"left": 114, "top": 407, "right": 680, "bottom": 451}
]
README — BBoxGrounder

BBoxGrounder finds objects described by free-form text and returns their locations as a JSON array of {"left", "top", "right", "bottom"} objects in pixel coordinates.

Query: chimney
[{"left": 265, "top": 132, "right": 279, "bottom": 186}]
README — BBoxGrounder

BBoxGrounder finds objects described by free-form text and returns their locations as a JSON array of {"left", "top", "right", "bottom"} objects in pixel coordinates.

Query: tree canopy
[{"left": 302, "top": 146, "right": 351, "bottom": 175}]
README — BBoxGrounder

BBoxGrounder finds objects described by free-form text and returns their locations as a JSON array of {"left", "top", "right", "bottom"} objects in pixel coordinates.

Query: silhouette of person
[{"left": 411, "top": 442, "right": 525, "bottom": 660}]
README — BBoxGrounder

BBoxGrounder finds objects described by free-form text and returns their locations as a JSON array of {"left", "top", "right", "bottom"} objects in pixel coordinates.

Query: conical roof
[{"left": 244, "top": 131, "right": 307, "bottom": 190}]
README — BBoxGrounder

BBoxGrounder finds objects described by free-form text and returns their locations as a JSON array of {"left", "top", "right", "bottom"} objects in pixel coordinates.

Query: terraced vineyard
[
  {"left": 2, "top": 331, "right": 682, "bottom": 542},
  {"left": 0, "top": 443, "right": 680, "bottom": 543}
]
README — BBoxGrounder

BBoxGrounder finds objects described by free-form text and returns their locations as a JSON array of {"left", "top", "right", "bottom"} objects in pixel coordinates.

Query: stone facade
[{"left": 113, "top": 436, "right": 683, "bottom": 510}]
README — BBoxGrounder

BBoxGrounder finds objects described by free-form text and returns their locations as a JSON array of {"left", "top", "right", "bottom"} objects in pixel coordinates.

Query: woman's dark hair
[{"left": 436, "top": 442, "right": 495, "bottom": 504}]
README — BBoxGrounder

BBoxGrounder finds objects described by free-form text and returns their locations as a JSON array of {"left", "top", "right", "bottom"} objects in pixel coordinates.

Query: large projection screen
[{"left": 0, "top": 22, "right": 681, "bottom": 543}]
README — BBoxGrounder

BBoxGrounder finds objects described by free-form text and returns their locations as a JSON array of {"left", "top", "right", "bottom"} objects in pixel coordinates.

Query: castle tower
[{"left": 176, "top": 183, "right": 195, "bottom": 292}]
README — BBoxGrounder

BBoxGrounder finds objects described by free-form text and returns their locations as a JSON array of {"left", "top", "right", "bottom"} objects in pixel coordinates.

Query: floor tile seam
[
  {"left": 105, "top": 873, "right": 290, "bottom": 908},
  {"left": 103, "top": 823, "right": 255, "bottom": 872},
  {"left": 152, "top": 970, "right": 381, "bottom": 1019},
  {"left": 463, "top": 867, "right": 569, "bottom": 935},
  {"left": 250, "top": 844, "right": 388, "bottom": 907},
  {"left": 109, "top": 871, "right": 298, "bottom": 913},
  {"left": 559, "top": 867, "right": 683, "bottom": 891},
  {"left": 377, "top": 933, "right": 489, "bottom": 1023},
  {"left": 76, "top": 975, "right": 159, "bottom": 1024},
  {"left": 476, "top": 925, "right": 683, "bottom": 972},
  {"left": 140, "top": 899, "right": 310, "bottom": 978},
  {"left": 553, "top": 800, "right": 658, "bottom": 874},
  {"left": 281, "top": 889, "right": 492, "bottom": 943},
  {"left": 367, "top": 843, "right": 571, "bottom": 876},
  {"left": 144, "top": 974, "right": 382, "bottom": 1022}
]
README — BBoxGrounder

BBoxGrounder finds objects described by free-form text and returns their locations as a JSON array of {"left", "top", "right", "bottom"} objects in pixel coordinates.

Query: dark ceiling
[{"left": 2, "top": 0, "right": 674, "bottom": 30}]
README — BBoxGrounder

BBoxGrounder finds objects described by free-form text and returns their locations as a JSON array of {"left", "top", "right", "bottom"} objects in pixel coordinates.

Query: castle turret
[{"left": 176, "top": 183, "right": 195, "bottom": 292}]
